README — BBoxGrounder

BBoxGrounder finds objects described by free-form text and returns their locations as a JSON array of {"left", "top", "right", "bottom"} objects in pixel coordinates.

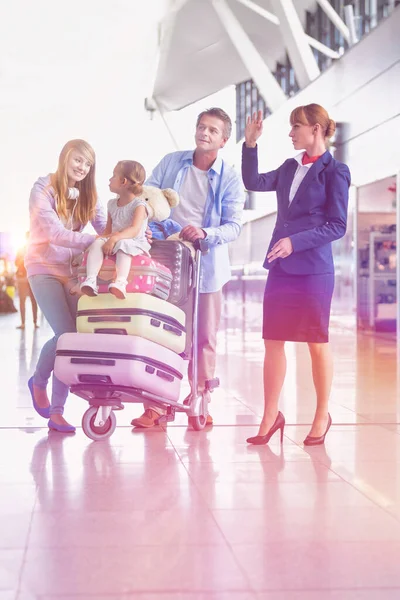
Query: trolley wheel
[
  {"left": 82, "top": 406, "right": 117, "bottom": 441},
  {"left": 188, "top": 414, "right": 207, "bottom": 431}
]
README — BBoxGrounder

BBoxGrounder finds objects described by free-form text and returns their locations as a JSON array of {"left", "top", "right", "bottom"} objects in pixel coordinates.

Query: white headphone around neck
[{"left": 68, "top": 188, "right": 80, "bottom": 200}]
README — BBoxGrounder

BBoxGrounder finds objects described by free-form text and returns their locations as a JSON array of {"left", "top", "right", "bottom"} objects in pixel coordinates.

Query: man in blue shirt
[{"left": 131, "top": 107, "right": 245, "bottom": 428}]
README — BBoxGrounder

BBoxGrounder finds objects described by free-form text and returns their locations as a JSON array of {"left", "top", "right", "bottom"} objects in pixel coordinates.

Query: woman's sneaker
[
  {"left": 109, "top": 278, "right": 127, "bottom": 299},
  {"left": 80, "top": 277, "right": 98, "bottom": 296}
]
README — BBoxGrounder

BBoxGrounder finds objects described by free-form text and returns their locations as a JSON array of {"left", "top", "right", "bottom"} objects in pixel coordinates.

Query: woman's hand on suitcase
[
  {"left": 145, "top": 226, "right": 153, "bottom": 244},
  {"left": 180, "top": 225, "right": 206, "bottom": 243},
  {"left": 267, "top": 237, "right": 293, "bottom": 262}
]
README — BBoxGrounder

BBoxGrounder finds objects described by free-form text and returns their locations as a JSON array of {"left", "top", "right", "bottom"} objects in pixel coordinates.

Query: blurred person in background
[
  {"left": 15, "top": 231, "right": 39, "bottom": 329},
  {"left": 0, "top": 256, "right": 18, "bottom": 314}
]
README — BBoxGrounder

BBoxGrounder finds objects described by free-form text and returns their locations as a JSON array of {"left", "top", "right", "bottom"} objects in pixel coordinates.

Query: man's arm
[
  {"left": 145, "top": 154, "right": 172, "bottom": 189},
  {"left": 202, "top": 173, "right": 245, "bottom": 246}
]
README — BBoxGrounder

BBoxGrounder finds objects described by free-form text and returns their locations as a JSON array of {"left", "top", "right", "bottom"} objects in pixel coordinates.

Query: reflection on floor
[{"left": 0, "top": 293, "right": 399, "bottom": 599}]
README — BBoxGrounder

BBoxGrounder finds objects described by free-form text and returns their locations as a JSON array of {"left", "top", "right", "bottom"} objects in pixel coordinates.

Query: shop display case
[{"left": 368, "top": 232, "right": 397, "bottom": 328}]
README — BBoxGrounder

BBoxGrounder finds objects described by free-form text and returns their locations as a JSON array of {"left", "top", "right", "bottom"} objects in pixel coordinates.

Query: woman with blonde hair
[
  {"left": 25, "top": 139, "right": 107, "bottom": 432},
  {"left": 242, "top": 103, "right": 350, "bottom": 446}
]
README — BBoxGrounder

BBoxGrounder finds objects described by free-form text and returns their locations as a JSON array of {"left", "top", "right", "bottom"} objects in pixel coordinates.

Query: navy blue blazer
[{"left": 242, "top": 144, "right": 351, "bottom": 275}]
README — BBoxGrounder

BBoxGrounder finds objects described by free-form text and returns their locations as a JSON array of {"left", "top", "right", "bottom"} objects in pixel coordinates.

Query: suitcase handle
[
  {"left": 94, "top": 328, "right": 128, "bottom": 335},
  {"left": 78, "top": 374, "right": 113, "bottom": 384},
  {"left": 88, "top": 316, "right": 131, "bottom": 323},
  {"left": 144, "top": 366, "right": 173, "bottom": 382},
  {"left": 71, "top": 358, "right": 116, "bottom": 366},
  {"left": 149, "top": 318, "right": 182, "bottom": 337},
  {"left": 163, "top": 323, "right": 182, "bottom": 337},
  {"left": 156, "top": 369, "right": 174, "bottom": 383}
]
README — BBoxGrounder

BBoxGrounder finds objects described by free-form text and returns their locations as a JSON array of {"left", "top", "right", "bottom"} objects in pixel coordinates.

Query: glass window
[{"left": 235, "top": 80, "right": 270, "bottom": 143}]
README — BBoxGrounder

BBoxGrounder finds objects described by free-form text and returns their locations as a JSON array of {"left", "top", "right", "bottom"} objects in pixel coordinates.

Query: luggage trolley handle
[
  {"left": 191, "top": 239, "right": 209, "bottom": 397},
  {"left": 193, "top": 239, "right": 209, "bottom": 254}
]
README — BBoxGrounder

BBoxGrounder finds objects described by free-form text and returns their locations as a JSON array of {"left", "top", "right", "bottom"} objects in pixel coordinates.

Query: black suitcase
[{"left": 149, "top": 240, "right": 194, "bottom": 306}]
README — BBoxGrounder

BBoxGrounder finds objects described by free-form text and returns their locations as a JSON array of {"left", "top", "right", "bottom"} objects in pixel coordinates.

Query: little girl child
[{"left": 80, "top": 160, "right": 150, "bottom": 299}]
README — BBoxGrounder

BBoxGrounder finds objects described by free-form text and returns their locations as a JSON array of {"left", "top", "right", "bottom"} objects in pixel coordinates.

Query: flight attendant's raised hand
[{"left": 244, "top": 110, "right": 264, "bottom": 148}]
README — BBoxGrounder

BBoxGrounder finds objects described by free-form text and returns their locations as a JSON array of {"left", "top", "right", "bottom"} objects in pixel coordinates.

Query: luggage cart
[{"left": 66, "top": 240, "right": 216, "bottom": 441}]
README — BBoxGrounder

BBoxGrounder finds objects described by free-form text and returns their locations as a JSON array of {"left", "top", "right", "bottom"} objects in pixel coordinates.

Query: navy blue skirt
[{"left": 262, "top": 263, "right": 334, "bottom": 343}]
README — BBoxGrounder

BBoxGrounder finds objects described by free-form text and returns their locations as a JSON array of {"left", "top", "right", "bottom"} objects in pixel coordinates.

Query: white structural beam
[
  {"left": 315, "top": 0, "right": 350, "bottom": 43},
  {"left": 270, "top": 0, "right": 320, "bottom": 88},
  {"left": 168, "top": 0, "right": 190, "bottom": 13},
  {"left": 210, "top": 0, "right": 287, "bottom": 111},
  {"left": 160, "top": 0, "right": 191, "bottom": 56},
  {"left": 235, "top": 0, "right": 340, "bottom": 59},
  {"left": 369, "top": 0, "right": 378, "bottom": 28},
  {"left": 344, "top": 4, "right": 359, "bottom": 46},
  {"left": 235, "top": 0, "right": 279, "bottom": 24},
  {"left": 148, "top": 0, "right": 191, "bottom": 103},
  {"left": 306, "top": 36, "right": 340, "bottom": 60}
]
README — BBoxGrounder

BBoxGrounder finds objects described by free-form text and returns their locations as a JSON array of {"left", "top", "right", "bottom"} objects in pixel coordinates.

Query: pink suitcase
[
  {"left": 78, "top": 253, "right": 172, "bottom": 300},
  {"left": 54, "top": 333, "right": 184, "bottom": 402}
]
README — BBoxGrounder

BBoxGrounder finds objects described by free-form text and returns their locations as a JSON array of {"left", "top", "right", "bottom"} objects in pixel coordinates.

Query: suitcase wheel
[
  {"left": 188, "top": 414, "right": 207, "bottom": 431},
  {"left": 82, "top": 406, "right": 117, "bottom": 441}
]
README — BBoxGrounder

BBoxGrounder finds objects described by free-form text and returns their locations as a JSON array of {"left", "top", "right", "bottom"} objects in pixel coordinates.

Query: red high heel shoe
[
  {"left": 303, "top": 413, "right": 332, "bottom": 446},
  {"left": 246, "top": 411, "right": 285, "bottom": 445}
]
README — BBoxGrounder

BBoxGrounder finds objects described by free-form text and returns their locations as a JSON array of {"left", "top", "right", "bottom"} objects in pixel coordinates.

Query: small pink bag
[{"left": 78, "top": 253, "right": 172, "bottom": 300}]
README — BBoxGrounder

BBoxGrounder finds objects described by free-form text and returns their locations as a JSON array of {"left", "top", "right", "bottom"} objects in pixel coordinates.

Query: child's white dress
[{"left": 107, "top": 197, "right": 151, "bottom": 256}]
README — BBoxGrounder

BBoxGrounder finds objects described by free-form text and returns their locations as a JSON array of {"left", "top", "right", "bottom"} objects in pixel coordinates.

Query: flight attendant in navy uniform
[{"left": 242, "top": 103, "right": 350, "bottom": 446}]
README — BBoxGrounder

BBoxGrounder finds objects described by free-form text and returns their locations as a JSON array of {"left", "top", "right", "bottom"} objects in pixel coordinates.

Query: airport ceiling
[
  {"left": 152, "top": 0, "right": 324, "bottom": 111},
  {"left": 1, "top": 0, "right": 324, "bottom": 115}
]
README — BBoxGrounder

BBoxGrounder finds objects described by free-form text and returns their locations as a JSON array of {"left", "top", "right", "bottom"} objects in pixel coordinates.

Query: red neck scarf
[{"left": 302, "top": 153, "right": 321, "bottom": 165}]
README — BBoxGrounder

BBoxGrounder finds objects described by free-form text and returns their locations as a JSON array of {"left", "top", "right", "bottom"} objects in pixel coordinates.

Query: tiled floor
[{"left": 0, "top": 293, "right": 399, "bottom": 599}]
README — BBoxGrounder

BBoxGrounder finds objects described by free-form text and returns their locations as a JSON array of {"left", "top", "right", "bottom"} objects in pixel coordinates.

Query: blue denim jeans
[{"left": 29, "top": 274, "right": 79, "bottom": 415}]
